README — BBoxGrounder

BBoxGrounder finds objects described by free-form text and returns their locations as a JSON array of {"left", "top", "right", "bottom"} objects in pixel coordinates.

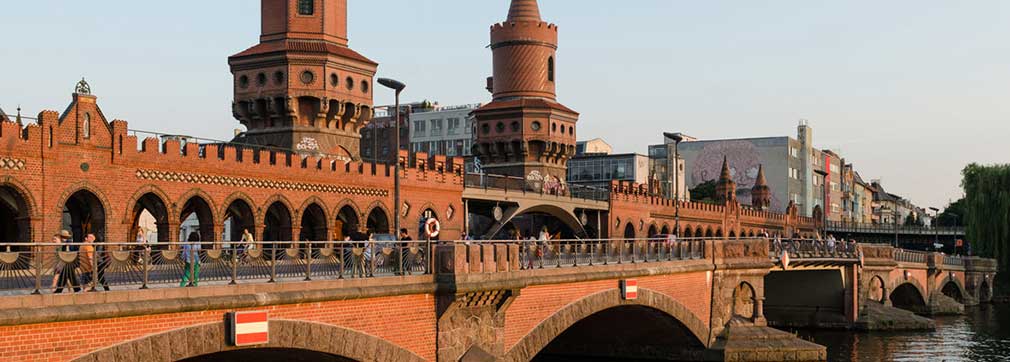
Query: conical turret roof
[{"left": 507, "top": 0, "right": 542, "bottom": 22}]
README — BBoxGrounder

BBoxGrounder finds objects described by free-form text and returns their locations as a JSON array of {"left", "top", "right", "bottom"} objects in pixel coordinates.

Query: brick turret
[
  {"left": 751, "top": 164, "right": 771, "bottom": 210},
  {"left": 715, "top": 156, "right": 737, "bottom": 204},
  {"left": 472, "top": 0, "right": 579, "bottom": 182},
  {"left": 229, "top": 0, "right": 377, "bottom": 161}
]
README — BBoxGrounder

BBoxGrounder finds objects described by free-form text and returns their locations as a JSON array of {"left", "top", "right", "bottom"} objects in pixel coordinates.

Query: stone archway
[
  {"left": 334, "top": 204, "right": 360, "bottom": 241},
  {"left": 299, "top": 203, "right": 328, "bottom": 242},
  {"left": 263, "top": 201, "right": 293, "bottom": 242},
  {"left": 0, "top": 183, "right": 32, "bottom": 246},
  {"left": 128, "top": 191, "right": 171, "bottom": 244},
  {"left": 180, "top": 194, "right": 216, "bottom": 242},
  {"left": 223, "top": 197, "right": 256, "bottom": 243},
  {"left": 939, "top": 276, "right": 968, "bottom": 304},
  {"left": 71, "top": 320, "right": 424, "bottom": 362},
  {"left": 889, "top": 281, "right": 928, "bottom": 314},
  {"left": 62, "top": 189, "right": 107, "bottom": 243},
  {"left": 503, "top": 288, "right": 710, "bottom": 362}
]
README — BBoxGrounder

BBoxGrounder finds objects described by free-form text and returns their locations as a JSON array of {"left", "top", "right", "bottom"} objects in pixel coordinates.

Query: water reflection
[{"left": 800, "top": 304, "right": 1010, "bottom": 362}]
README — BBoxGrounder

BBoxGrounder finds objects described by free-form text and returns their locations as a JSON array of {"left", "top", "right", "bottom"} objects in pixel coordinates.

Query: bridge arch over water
[
  {"left": 889, "top": 279, "right": 929, "bottom": 314},
  {"left": 72, "top": 319, "right": 425, "bottom": 362},
  {"left": 939, "top": 276, "right": 968, "bottom": 303},
  {"left": 504, "top": 288, "right": 709, "bottom": 362}
]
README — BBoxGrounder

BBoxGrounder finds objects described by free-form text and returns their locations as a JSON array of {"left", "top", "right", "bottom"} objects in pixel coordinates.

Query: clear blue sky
[{"left": 1, "top": 0, "right": 1008, "bottom": 211}]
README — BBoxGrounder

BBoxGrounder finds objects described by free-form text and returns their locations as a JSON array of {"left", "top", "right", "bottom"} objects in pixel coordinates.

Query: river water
[{"left": 799, "top": 304, "right": 1010, "bottom": 362}]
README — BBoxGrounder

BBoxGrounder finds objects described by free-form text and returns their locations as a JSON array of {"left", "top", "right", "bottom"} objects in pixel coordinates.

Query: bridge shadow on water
[{"left": 181, "top": 348, "right": 356, "bottom": 362}]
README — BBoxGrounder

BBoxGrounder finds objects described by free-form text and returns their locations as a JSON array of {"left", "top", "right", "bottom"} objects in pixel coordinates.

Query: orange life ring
[{"left": 425, "top": 218, "right": 441, "bottom": 239}]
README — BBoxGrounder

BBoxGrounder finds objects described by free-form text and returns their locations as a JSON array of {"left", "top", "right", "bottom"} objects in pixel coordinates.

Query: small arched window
[
  {"left": 547, "top": 57, "right": 555, "bottom": 82},
  {"left": 82, "top": 113, "right": 91, "bottom": 139},
  {"left": 297, "top": 0, "right": 315, "bottom": 16}
]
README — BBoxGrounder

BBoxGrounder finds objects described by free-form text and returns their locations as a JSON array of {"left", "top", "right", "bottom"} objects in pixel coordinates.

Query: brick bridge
[{"left": 0, "top": 237, "right": 996, "bottom": 362}]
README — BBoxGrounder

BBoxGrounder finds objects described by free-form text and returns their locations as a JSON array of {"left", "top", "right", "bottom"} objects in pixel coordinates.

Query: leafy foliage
[
  {"left": 961, "top": 163, "right": 1010, "bottom": 292},
  {"left": 690, "top": 180, "right": 717, "bottom": 203},
  {"left": 936, "top": 198, "right": 966, "bottom": 227}
]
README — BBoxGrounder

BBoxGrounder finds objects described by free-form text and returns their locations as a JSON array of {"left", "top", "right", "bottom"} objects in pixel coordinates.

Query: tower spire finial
[{"left": 507, "top": 0, "right": 542, "bottom": 22}]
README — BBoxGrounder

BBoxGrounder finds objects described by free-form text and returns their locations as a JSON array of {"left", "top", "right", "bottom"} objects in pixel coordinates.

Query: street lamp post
[
  {"left": 929, "top": 207, "right": 940, "bottom": 251},
  {"left": 663, "top": 132, "right": 684, "bottom": 236},
  {"left": 378, "top": 78, "right": 406, "bottom": 239}
]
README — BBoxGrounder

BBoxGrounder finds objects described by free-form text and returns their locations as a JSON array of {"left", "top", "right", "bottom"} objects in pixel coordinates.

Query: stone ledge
[
  {"left": 0, "top": 278, "right": 436, "bottom": 327},
  {"left": 443, "top": 260, "right": 715, "bottom": 293}
]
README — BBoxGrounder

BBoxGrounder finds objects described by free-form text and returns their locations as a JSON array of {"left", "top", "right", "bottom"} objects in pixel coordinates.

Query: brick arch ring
[
  {"left": 938, "top": 275, "right": 969, "bottom": 300},
  {"left": 888, "top": 275, "right": 929, "bottom": 305},
  {"left": 71, "top": 319, "right": 425, "bottom": 362},
  {"left": 502, "top": 288, "right": 710, "bottom": 362}
]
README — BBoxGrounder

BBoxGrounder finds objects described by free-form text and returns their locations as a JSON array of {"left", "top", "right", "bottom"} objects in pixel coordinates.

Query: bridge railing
[
  {"left": 464, "top": 173, "right": 610, "bottom": 201},
  {"left": 943, "top": 254, "right": 965, "bottom": 267},
  {"left": 0, "top": 241, "right": 432, "bottom": 296},
  {"left": 894, "top": 249, "right": 929, "bottom": 264},
  {"left": 768, "top": 238, "right": 859, "bottom": 260},
  {"left": 824, "top": 221, "right": 965, "bottom": 236},
  {"left": 454, "top": 237, "right": 707, "bottom": 272}
]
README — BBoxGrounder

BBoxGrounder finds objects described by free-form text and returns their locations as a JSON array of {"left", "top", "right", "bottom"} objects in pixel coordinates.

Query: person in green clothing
[{"left": 180, "top": 232, "right": 202, "bottom": 287}]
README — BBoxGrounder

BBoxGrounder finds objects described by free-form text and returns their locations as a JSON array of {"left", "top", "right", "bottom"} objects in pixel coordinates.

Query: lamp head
[{"left": 377, "top": 78, "right": 406, "bottom": 92}]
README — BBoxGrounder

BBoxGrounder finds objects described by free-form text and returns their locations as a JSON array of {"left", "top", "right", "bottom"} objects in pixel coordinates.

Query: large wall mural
[{"left": 689, "top": 140, "right": 784, "bottom": 212}]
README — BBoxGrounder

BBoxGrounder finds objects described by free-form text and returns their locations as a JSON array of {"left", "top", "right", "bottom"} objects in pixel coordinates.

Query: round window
[
  {"left": 274, "top": 71, "right": 285, "bottom": 85},
  {"left": 345, "top": 76, "right": 354, "bottom": 90},
  {"left": 361, "top": 80, "right": 369, "bottom": 93},
  {"left": 300, "top": 71, "right": 315, "bottom": 85},
  {"left": 481, "top": 124, "right": 491, "bottom": 135},
  {"left": 496, "top": 122, "right": 505, "bottom": 133},
  {"left": 256, "top": 73, "right": 267, "bottom": 86},
  {"left": 511, "top": 121, "right": 520, "bottom": 132},
  {"left": 239, "top": 75, "right": 249, "bottom": 89},
  {"left": 330, "top": 73, "right": 339, "bottom": 87},
  {"left": 531, "top": 121, "right": 541, "bottom": 131}
]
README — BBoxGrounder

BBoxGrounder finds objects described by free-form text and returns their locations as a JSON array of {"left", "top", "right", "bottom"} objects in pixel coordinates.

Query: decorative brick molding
[
  {"left": 135, "top": 169, "right": 389, "bottom": 197},
  {"left": 71, "top": 320, "right": 425, "bottom": 362},
  {"left": 0, "top": 157, "right": 25, "bottom": 171}
]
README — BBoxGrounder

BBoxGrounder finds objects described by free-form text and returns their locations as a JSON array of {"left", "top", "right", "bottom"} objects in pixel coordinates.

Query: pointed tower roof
[
  {"left": 719, "top": 156, "right": 732, "bottom": 182},
  {"left": 507, "top": 0, "right": 542, "bottom": 22},
  {"left": 754, "top": 164, "right": 767, "bottom": 187}
]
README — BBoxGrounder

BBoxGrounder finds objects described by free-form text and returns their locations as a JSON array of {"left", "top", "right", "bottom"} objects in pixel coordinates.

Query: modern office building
[
  {"left": 408, "top": 103, "right": 480, "bottom": 158},
  {"left": 567, "top": 152, "right": 649, "bottom": 189}
]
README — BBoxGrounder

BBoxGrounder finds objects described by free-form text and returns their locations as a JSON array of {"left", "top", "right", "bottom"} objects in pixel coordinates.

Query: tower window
[
  {"left": 297, "top": 0, "right": 314, "bottom": 16},
  {"left": 547, "top": 57, "right": 555, "bottom": 82}
]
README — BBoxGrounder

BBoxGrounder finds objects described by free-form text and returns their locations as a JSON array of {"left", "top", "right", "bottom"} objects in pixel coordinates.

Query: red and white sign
[
  {"left": 621, "top": 279, "right": 638, "bottom": 300},
  {"left": 227, "top": 311, "right": 269, "bottom": 346}
]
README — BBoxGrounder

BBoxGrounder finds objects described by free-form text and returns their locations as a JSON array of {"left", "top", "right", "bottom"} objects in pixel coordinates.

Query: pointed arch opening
[
  {"left": 547, "top": 56, "right": 555, "bottom": 82},
  {"left": 623, "top": 223, "right": 636, "bottom": 240},
  {"left": 0, "top": 185, "right": 32, "bottom": 247},
  {"left": 335, "top": 205, "right": 360, "bottom": 241},
  {"left": 223, "top": 198, "right": 255, "bottom": 243},
  {"left": 299, "top": 203, "right": 328, "bottom": 242},
  {"left": 366, "top": 207, "right": 390, "bottom": 235},
  {"left": 263, "top": 202, "right": 293, "bottom": 242},
  {"left": 180, "top": 195, "right": 215, "bottom": 242},
  {"left": 130, "top": 192, "right": 170, "bottom": 246},
  {"left": 62, "top": 189, "right": 106, "bottom": 243}
]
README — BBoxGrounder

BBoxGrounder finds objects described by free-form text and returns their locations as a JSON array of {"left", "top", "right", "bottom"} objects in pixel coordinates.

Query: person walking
[
  {"left": 180, "top": 232, "right": 202, "bottom": 287},
  {"left": 53, "top": 230, "right": 81, "bottom": 294}
]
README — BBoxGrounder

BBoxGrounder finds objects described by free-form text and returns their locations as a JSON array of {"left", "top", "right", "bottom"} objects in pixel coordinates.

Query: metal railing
[
  {"left": 768, "top": 239, "right": 859, "bottom": 260},
  {"left": 464, "top": 173, "right": 610, "bottom": 201},
  {"left": 0, "top": 241, "right": 431, "bottom": 296},
  {"left": 824, "top": 221, "right": 965, "bottom": 236},
  {"left": 458, "top": 238, "right": 707, "bottom": 271},
  {"left": 895, "top": 249, "right": 929, "bottom": 264}
]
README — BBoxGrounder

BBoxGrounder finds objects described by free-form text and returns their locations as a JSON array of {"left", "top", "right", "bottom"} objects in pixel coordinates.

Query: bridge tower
[
  {"left": 229, "top": 0, "right": 378, "bottom": 161},
  {"left": 472, "top": 0, "right": 580, "bottom": 182}
]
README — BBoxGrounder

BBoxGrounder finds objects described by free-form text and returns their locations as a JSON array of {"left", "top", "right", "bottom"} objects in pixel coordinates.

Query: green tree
[
  {"left": 937, "top": 198, "right": 966, "bottom": 227},
  {"left": 961, "top": 163, "right": 1010, "bottom": 293},
  {"left": 690, "top": 180, "right": 717, "bottom": 203}
]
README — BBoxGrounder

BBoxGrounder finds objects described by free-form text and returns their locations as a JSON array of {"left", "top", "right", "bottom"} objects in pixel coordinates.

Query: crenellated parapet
[{"left": 607, "top": 180, "right": 819, "bottom": 239}]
